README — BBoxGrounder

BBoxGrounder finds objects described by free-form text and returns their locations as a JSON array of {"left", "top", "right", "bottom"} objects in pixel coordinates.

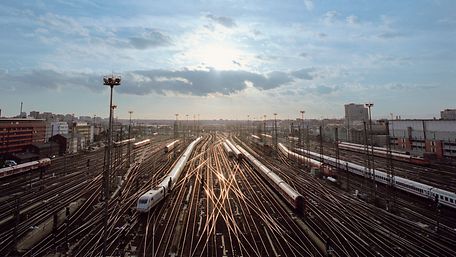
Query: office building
[{"left": 0, "top": 118, "right": 46, "bottom": 156}]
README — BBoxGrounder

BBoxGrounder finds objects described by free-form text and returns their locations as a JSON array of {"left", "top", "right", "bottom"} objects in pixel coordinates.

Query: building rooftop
[{"left": 0, "top": 118, "right": 45, "bottom": 122}]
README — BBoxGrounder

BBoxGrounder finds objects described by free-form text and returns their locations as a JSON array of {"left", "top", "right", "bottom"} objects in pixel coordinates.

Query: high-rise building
[
  {"left": 0, "top": 118, "right": 46, "bottom": 155},
  {"left": 344, "top": 103, "right": 368, "bottom": 125},
  {"left": 441, "top": 109, "right": 456, "bottom": 120}
]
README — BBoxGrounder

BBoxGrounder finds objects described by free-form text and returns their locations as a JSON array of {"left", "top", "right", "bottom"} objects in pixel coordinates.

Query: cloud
[
  {"left": 291, "top": 68, "right": 316, "bottom": 80},
  {"left": 37, "top": 13, "right": 89, "bottom": 37},
  {"left": 120, "top": 68, "right": 294, "bottom": 95},
  {"left": 2, "top": 67, "right": 324, "bottom": 97},
  {"left": 0, "top": 69, "right": 99, "bottom": 92},
  {"left": 251, "top": 29, "right": 262, "bottom": 36},
  {"left": 206, "top": 14, "right": 236, "bottom": 28},
  {"left": 317, "top": 32, "right": 327, "bottom": 38},
  {"left": 256, "top": 55, "right": 278, "bottom": 61},
  {"left": 303, "top": 0, "right": 314, "bottom": 11},
  {"left": 128, "top": 30, "right": 171, "bottom": 49},
  {"left": 346, "top": 15, "right": 359, "bottom": 25},
  {"left": 437, "top": 17, "right": 456, "bottom": 25},
  {"left": 385, "top": 83, "right": 437, "bottom": 91},
  {"left": 315, "top": 85, "right": 338, "bottom": 95},
  {"left": 232, "top": 60, "right": 241, "bottom": 66},
  {"left": 377, "top": 31, "right": 404, "bottom": 39},
  {"left": 322, "top": 11, "right": 338, "bottom": 25}
]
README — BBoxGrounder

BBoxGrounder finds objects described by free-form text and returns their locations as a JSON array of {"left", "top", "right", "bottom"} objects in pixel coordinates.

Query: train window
[
  {"left": 440, "top": 195, "right": 443, "bottom": 199},
  {"left": 445, "top": 197, "right": 448, "bottom": 201},
  {"left": 451, "top": 199, "right": 454, "bottom": 203}
]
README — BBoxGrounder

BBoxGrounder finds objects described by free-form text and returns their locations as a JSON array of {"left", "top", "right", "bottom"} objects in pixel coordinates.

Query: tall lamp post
[{"left": 102, "top": 74, "right": 121, "bottom": 257}]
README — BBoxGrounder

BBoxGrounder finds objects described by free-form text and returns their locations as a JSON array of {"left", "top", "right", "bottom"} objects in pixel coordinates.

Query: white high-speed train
[
  {"left": 137, "top": 137, "right": 202, "bottom": 212},
  {"left": 294, "top": 148, "right": 456, "bottom": 209}
]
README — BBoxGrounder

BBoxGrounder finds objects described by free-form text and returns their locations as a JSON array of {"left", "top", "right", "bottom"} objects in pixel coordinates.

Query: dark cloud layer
[
  {"left": 1, "top": 70, "right": 100, "bottom": 92},
  {"left": 120, "top": 69, "right": 293, "bottom": 95},
  {"left": 1, "top": 67, "right": 319, "bottom": 96}
]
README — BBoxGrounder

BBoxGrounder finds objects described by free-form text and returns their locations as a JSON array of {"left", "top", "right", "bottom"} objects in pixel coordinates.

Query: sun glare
[{"left": 188, "top": 43, "right": 246, "bottom": 70}]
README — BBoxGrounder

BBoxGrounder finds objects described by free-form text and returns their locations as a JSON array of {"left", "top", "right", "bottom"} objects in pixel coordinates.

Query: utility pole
[
  {"left": 300, "top": 110, "right": 305, "bottom": 167},
  {"left": 128, "top": 111, "right": 133, "bottom": 167},
  {"left": 306, "top": 125, "right": 310, "bottom": 168},
  {"left": 197, "top": 114, "right": 200, "bottom": 137},
  {"left": 365, "top": 103, "right": 376, "bottom": 201},
  {"left": 300, "top": 110, "right": 305, "bottom": 147},
  {"left": 247, "top": 115, "right": 250, "bottom": 137},
  {"left": 319, "top": 125, "right": 323, "bottom": 165},
  {"left": 174, "top": 114, "right": 179, "bottom": 139},
  {"left": 185, "top": 114, "right": 189, "bottom": 142},
  {"left": 273, "top": 113, "right": 278, "bottom": 151},
  {"left": 102, "top": 74, "right": 121, "bottom": 257},
  {"left": 385, "top": 120, "right": 396, "bottom": 212},
  {"left": 49, "top": 119, "right": 54, "bottom": 157},
  {"left": 335, "top": 127, "right": 340, "bottom": 174},
  {"left": 71, "top": 114, "right": 75, "bottom": 154},
  {"left": 263, "top": 115, "right": 267, "bottom": 144},
  {"left": 363, "top": 121, "right": 369, "bottom": 195}
]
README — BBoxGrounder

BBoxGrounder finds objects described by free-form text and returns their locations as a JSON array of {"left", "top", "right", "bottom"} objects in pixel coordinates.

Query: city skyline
[{"left": 1, "top": 1, "right": 455, "bottom": 119}]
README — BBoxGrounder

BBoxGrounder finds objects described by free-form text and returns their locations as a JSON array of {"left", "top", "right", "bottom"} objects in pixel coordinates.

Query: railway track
[
  {"left": 250, "top": 141, "right": 456, "bottom": 256},
  {"left": 2, "top": 134, "right": 455, "bottom": 257}
]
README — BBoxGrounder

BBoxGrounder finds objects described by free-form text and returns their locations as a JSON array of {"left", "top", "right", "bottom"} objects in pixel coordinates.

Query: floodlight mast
[{"left": 102, "top": 74, "right": 121, "bottom": 257}]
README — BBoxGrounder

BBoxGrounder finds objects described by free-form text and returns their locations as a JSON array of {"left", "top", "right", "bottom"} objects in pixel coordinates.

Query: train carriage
[
  {"left": 164, "top": 140, "right": 180, "bottom": 153},
  {"left": 237, "top": 142, "right": 305, "bottom": 213},
  {"left": 0, "top": 158, "right": 51, "bottom": 179},
  {"left": 293, "top": 147, "right": 456, "bottom": 209}
]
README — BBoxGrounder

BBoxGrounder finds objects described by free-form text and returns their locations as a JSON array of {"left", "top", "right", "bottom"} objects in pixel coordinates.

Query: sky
[{"left": 0, "top": 0, "right": 455, "bottom": 120}]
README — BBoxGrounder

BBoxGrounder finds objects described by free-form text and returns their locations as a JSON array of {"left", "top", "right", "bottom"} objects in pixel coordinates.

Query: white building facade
[{"left": 45, "top": 122, "right": 69, "bottom": 141}]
